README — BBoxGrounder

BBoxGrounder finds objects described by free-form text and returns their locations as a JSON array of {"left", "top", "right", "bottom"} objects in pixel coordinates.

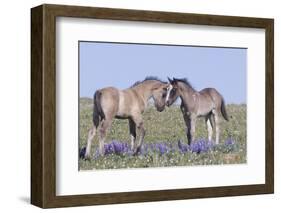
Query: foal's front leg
[
  {"left": 132, "top": 116, "right": 145, "bottom": 154},
  {"left": 182, "top": 113, "right": 196, "bottom": 145},
  {"left": 181, "top": 104, "right": 191, "bottom": 144},
  {"left": 98, "top": 118, "right": 112, "bottom": 156},
  {"left": 190, "top": 115, "right": 197, "bottom": 144},
  {"left": 184, "top": 114, "right": 192, "bottom": 145}
]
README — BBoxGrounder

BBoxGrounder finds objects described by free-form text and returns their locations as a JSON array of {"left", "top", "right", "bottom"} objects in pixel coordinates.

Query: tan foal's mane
[{"left": 130, "top": 76, "right": 167, "bottom": 88}]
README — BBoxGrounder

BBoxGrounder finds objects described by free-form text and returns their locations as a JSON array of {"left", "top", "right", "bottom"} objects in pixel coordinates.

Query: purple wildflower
[
  {"left": 189, "top": 139, "right": 214, "bottom": 153},
  {"left": 104, "top": 143, "right": 114, "bottom": 155},
  {"left": 140, "top": 144, "right": 149, "bottom": 155},
  {"left": 104, "top": 140, "right": 131, "bottom": 155},
  {"left": 90, "top": 138, "right": 222, "bottom": 159},
  {"left": 155, "top": 143, "right": 169, "bottom": 155},
  {"left": 112, "top": 140, "right": 130, "bottom": 154},
  {"left": 225, "top": 138, "right": 235, "bottom": 145},
  {"left": 178, "top": 140, "right": 189, "bottom": 153}
]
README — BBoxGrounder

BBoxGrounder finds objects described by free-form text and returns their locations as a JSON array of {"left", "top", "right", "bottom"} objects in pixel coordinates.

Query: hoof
[
  {"left": 98, "top": 149, "right": 105, "bottom": 158},
  {"left": 99, "top": 153, "right": 105, "bottom": 157},
  {"left": 133, "top": 147, "right": 141, "bottom": 156},
  {"left": 84, "top": 153, "right": 92, "bottom": 161}
]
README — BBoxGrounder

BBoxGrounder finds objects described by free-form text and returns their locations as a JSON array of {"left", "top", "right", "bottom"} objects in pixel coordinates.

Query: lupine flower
[
  {"left": 140, "top": 144, "right": 149, "bottom": 155},
  {"left": 189, "top": 139, "right": 214, "bottom": 153},
  {"left": 80, "top": 138, "right": 236, "bottom": 159},
  {"left": 104, "top": 143, "right": 114, "bottom": 155},
  {"left": 178, "top": 140, "right": 189, "bottom": 153},
  {"left": 225, "top": 138, "right": 235, "bottom": 145},
  {"left": 223, "top": 138, "right": 236, "bottom": 152},
  {"left": 112, "top": 140, "right": 130, "bottom": 154},
  {"left": 155, "top": 143, "right": 169, "bottom": 155},
  {"left": 104, "top": 140, "right": 131, "bottom": 155}
]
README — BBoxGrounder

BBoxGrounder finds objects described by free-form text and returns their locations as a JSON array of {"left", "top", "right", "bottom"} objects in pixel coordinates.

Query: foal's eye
[
  {"left": 162, "top": 93, "right": 167, "bottom": 98},
  {"left": 170, "top": 88, "right": 176, "bottom": 94}
]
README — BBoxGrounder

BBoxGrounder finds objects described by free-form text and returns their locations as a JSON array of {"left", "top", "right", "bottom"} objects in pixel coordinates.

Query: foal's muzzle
[
  {"left": 156, "top": 105, "right": 165, "bottom": 112},
  {"left": 165, "top": 100, "right": 172, "bottom": 107}
]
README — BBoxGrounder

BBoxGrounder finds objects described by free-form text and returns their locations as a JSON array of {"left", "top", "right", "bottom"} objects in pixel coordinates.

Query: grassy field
[{"left": 79, "top": 98, "right": 247, "bottom": 170}]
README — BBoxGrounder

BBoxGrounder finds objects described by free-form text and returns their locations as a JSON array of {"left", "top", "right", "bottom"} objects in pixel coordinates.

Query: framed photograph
[{"left": 31, "top": 4, "right": 274, "bottom": 208}]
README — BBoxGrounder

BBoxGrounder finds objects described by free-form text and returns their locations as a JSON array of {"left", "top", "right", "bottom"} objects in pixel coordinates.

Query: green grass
[{"left": 79, "top": 98, "right": 247, "bottom": 170}]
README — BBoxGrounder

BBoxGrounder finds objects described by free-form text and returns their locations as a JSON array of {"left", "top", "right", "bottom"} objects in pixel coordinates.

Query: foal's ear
[{"left": 167, "top": 77, "right": 173, "bottom": 83}]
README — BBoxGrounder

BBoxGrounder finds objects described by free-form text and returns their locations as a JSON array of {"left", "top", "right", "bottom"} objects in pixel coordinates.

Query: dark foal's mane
[
  {"left": 131, "top": 76, "right": 167, "bottom": 88},
  {"left": 173, "top": 78, "right": 195, "bottom": 91}
]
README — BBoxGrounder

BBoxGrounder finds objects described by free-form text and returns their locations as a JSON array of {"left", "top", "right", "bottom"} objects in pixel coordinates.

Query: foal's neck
[
  {"left": 179, "top": 82, "right": 196, "bottom": 94},
  {"left": 178, "top": 82, "right": 197, "bottom": 104},
  {"left": 133, "top": 80, "right": 158, "bottom": 103}
]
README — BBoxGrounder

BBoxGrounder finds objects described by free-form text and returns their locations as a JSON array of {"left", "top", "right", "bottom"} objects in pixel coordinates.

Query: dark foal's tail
[
  {"left": 93, "top": 90, "right": 105, "bottom": 127},
  {"left": 221, "top": 98, "right": 229, "bottom": 121}
]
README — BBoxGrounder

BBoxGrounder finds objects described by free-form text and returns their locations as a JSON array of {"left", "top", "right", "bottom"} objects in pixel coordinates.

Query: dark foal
[{"left": 166, "top": 78, "right": 229, "bottom": 145}]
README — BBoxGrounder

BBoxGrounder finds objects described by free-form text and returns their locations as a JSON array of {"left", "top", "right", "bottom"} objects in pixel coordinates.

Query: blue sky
[{"left": 79, "top": 41, "right": 247, "bottom": 104}]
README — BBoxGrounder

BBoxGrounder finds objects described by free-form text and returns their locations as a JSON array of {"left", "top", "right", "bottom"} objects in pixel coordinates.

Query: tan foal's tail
[
  {"left": 84, "top": 91, "right": 104, "bottom": 159},
  {"left": 93, "top": 90, "right": 105, "bottom": 128}
]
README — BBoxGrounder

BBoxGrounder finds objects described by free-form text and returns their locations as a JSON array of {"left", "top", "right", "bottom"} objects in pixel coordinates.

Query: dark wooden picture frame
[{"left": 31, "top": 4, "right": 274, "bottom": 208}]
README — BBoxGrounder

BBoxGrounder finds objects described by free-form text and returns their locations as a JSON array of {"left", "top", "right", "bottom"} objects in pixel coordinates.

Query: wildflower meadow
[{"left": 79, "top": 98, "right": 246, "bottom": 170}]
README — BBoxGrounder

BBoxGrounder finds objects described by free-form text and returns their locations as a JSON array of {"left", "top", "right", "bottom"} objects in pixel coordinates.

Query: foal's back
[
  {"left": 199, "top": 87, "right": 224, "bottom": 110},
  {"left": 98, "top": 86, "right": 143, "bottom": 119},
  {"left": 200, "top": 88, "right": 223, "bottom": 102},
  {"left": 116, "top": 87, "right": 144, "bottom": 118}
]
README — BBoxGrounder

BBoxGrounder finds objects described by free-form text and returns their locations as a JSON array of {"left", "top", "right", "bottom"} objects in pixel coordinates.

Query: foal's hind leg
[
  {"left": 185, "top": 116, "right": 192, "bottom": 145},
  {"left": 205, "top": 116, "right": 213, "bottom": 142},
  {"left": 128, "top": 118, "right": 136, "bottom": 151},
  {"left": 98, "top": 118, "right": 113, "bottom": 156},
  {"left": 85, "top": 126, "right": 97, "bottom": 159},
  {"left": 212, "top": 109, "right": 220, "bottom": 144}
]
